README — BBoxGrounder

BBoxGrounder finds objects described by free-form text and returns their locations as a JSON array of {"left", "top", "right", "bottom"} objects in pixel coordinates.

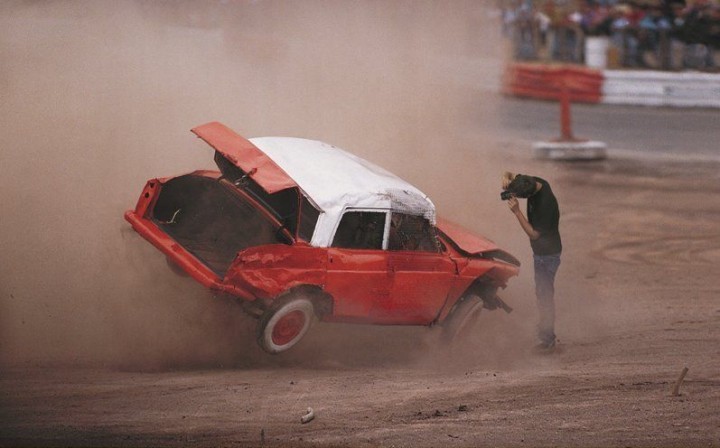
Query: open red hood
[
  {"left": 436, "top": 217, "right": 499, "bottom": 254},
  {"left": 191, "top": 122, "right": 298, "bottom": 194}
]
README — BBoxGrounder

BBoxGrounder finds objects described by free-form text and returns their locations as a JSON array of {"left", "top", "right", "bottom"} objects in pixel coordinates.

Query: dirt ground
[
  {"left": 3, "top": 152, "right": 720, "bottom": 447},
  {"left": 2, "top": 1, "right": 720, "bottom": 447}
]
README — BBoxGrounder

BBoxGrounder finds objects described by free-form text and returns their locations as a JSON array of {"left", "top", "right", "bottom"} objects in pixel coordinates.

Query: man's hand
[{"left": 507, "top": 196, "right": 520, "bottom": 214}]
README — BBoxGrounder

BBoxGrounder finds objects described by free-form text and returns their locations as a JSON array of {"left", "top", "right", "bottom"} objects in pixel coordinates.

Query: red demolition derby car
[{"left": 125, "top": 122, "right": 520, "bottom": 354}]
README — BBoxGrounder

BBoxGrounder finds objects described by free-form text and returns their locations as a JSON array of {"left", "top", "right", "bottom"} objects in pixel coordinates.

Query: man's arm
[{"left": 507, "top": 197, "right": 541, "bottom": 240}]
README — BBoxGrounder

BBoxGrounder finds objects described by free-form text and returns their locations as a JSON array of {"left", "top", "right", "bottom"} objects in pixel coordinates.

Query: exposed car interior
[
  {"left": 331, "top": 211, "right": 386, "bottom": 250},
  {"left": 152, "top": 175, "right": 292, "bottom": 276},
  {"left": 213, "top": 151, "right": 320, "bottom": 242},
  {"left": 331, "top": 210, "right": 440, "bottom": 252},
  {"left": 388, "top": 213, "right": 440, "bottom": 252}
]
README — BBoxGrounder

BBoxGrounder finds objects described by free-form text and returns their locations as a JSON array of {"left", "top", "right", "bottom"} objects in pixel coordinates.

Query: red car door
[
  {"left": 380, "top": 213, "right": 457, "bottom": 324},
  {"left": 384, "top": 251, "right": 456, "bottom": 324},
  {"left": 325, "top": 248, "right": 391, "bottom": 322},
  {"left": 324, "top": 210, "right": 392, "bottom": 323}
]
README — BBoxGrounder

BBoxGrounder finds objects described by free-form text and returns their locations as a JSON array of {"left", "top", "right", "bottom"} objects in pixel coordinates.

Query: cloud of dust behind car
[{"left": 0, "top": 0, "right": 535, "bottom": 369}]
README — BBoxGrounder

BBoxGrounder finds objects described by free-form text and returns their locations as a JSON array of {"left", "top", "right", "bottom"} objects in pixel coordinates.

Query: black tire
[
  {"left": 257, "top": 295, "right": 315, "bottom": 354},
  {"left": 440, "top": 294, "right": 484, "bottom": 344}
]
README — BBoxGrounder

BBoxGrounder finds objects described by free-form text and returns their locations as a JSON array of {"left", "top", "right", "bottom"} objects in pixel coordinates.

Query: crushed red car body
[{"left": 125, "top": 122, "right": 520, "bottom": 354}]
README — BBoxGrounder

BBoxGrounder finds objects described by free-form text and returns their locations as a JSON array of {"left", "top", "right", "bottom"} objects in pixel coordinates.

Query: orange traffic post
[
  {"left": 559, "top": 77, "right": 574, "bottom": 141},
  {"left": 531, "top": 67, "right": 607, "bottom": 160}
]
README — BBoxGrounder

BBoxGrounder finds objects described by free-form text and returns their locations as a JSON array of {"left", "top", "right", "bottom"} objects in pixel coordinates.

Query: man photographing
[{"left": 502, "top": 172, "right": 562, "bottom": 351}]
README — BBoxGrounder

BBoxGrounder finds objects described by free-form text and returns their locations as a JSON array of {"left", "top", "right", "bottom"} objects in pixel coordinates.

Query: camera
[{"left": 500, "top": 190, "right": 514, "bottom": 201}]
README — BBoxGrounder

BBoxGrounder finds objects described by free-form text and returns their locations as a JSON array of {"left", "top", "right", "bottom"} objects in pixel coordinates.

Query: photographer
[{"left": 502, "top": 172, "right": 562, "bottom": 351}]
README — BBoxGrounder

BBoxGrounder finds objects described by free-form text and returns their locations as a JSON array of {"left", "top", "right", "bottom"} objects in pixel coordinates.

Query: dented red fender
[
  {"left": 436, "top": 217, "right": 499, "bottom": 254},
  {"left": 225, "top": 244, "right": 327, "bottom": 300},
  {"left": 434, "top": 248, "right": 519, "bottom": 323}
]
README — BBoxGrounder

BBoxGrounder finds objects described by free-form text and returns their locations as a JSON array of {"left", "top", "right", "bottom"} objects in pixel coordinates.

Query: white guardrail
[{"left": 602, "top": 70, "right": 720, "bottom": 108}]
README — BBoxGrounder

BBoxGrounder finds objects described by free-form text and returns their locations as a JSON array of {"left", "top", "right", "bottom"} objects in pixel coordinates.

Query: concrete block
[{"left": 532, "top": 140, "right": 608, "bottom": 161}]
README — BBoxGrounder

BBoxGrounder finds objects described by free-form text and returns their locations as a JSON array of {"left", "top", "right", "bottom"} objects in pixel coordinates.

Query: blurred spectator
[
  {"left": 579, "top": 1, "right": 611, "bottom": 36},
  {"left": 680, "top": 0, "right": 719, "bottom": 68},
  {"left": 608, "top": 3, "right": 641, "bottom": 66},
  {"left": 503, "top": 0, "right": 540, "bottom": 60},
  {"left": 500, "top": 0, "right": 719, "bottom": 71},
  {"left": 637, "top": 4, "right": 672, "bottom": 67},
  {"left": 550, "top": 1, "right": 584, "bottom": 62}
]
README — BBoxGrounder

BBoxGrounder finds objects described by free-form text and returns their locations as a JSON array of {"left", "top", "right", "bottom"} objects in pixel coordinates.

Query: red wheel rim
[{"left": 271, "top": 310, "right": 306, "bottom": 346}]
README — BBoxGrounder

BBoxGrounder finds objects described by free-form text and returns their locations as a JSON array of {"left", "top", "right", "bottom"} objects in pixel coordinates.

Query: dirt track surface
[
  {"left": 2, "top": 1, "right": 720, "bottom": 447},
  {"left": 3, "top": 154, "right": 720, "bottom": 447}
]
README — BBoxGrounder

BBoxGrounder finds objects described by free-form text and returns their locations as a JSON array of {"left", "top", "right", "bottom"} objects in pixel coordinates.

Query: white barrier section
[{"left": 602, "top": 70, "right": 720, "bottom": 108}]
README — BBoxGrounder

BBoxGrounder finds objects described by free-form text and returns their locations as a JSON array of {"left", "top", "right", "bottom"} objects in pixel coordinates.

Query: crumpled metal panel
[
  {"left": 436, "top": 217, "right": 499, "bottom": 254},
  {"left": 386, "top": 188, "right": 435, "bottom": 224},
  {"left": 224, "top": 244, "right": 327, "bottom": 300},
  {"left": 191, "top": 122, "right": 297, "bottom": 194}
]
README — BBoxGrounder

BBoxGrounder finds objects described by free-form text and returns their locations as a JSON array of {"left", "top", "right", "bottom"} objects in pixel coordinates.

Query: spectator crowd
[{"left": 502, "top": 0, "right": 720, "bottom": 70}]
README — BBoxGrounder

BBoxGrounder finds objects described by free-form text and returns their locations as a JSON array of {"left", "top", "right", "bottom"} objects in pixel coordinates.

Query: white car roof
[{"left": 249, "top": 137, "right": 435, "bottom": 247}]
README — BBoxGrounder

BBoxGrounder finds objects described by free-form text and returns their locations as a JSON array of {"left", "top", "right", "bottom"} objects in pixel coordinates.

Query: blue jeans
[{"left": 534, "top": 253, "right": 561, "bottom": 345}]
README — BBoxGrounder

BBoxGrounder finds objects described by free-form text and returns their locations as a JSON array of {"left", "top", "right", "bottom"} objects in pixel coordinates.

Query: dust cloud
[{"left": 0, "top": 0, "right": 544, "bottom": 370}]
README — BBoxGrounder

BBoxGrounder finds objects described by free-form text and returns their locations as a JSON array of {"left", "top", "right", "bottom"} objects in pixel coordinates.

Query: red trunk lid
[{"left": 191, "top": 121, "right": 298, "bottom": 194}]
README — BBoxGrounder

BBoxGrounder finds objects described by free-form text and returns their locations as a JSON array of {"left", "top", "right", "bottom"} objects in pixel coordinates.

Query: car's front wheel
[
  {"left": 440, "top": 293, "right": 485, "bottom": 344},
  {"left": 257, "top": 295, "right": 315, "bottom": 354}
]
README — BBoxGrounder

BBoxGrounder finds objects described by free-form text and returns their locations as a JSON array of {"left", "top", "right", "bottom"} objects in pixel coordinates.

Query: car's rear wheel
[
  {"left": 440, "top": 294, "right": 484, "bottom": 344},
  {"left": 257, "top": 295, "right": 315, "bottom": 354}
]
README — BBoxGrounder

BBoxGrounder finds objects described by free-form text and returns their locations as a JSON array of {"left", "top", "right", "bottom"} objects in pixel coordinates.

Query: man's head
[{"left": 507, "top": 174, "right": 538, "bottom": 198}]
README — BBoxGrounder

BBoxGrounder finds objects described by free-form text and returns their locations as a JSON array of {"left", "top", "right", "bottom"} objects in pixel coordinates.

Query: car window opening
[
  {"left": 330, "top": 211, "right": 441, "bottom": 252},
  {"left": 298, "top": 196, "right": 320, "bottom": 242},
  {"left": 389, "top": 213, "right": 441, "bottom": 253},
  {"left": 331, "top": 211, "right": 386, "bottom": 250}
]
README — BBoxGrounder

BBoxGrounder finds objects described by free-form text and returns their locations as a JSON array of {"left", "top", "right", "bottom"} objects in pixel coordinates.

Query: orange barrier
[{"left": 503, "top": 63, "right": 604, "bottom": 103}]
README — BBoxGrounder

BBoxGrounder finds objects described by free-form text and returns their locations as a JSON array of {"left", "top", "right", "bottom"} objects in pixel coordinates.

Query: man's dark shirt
[{"left": 527, "top": 177, "right": 562, "bottom": 256}]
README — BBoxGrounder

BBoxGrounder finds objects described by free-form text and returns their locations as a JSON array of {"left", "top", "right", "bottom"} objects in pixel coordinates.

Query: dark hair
[{"left": 507, "top": 175, "right": 537, "bottom": 198}]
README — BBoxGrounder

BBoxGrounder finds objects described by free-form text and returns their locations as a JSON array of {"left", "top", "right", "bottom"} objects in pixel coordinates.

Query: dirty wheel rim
[{"left": 271, "top": 310, "right": 307, "bottom": 346}]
